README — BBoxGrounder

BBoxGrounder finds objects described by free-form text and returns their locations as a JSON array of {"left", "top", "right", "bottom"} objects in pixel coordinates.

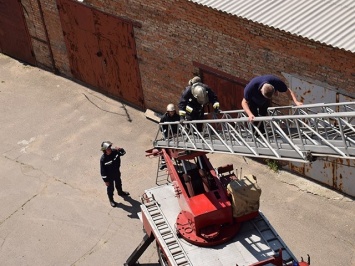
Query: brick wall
[{"left": 21, "top": 0, "right": 355, "bottom": 113}]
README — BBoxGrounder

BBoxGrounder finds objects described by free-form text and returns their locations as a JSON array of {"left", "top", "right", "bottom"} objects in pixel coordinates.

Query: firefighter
[
  {"left": 100, "top": 141, "right": 129, "bottom": 207},
  {"left": 178, "top": 76, "right": 220, "bottom": 123},
  {"left": 160, "top": 103, "right": 180, "bottom": 138},
  {"left": 159, "top": 103, "right": 180, "bottom": 170}
]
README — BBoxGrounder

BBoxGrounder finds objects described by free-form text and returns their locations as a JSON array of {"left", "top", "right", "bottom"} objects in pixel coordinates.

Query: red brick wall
[{"left": 20, "top": 0, "right": 355, "bottom": 113}]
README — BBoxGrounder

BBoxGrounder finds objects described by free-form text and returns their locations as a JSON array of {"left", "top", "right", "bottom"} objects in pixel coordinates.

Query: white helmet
[
  {"left": 191, "top": 83, "right": 208, "bottom": 105},
  {"left": 166, "top": 103, "right": 175, "bottom": 112},
  {"left": 101, "top": 141, "right": 112, "bottom": 151},
  {"left": 188, "top": 76, "right": 201, "bottom": 86}
]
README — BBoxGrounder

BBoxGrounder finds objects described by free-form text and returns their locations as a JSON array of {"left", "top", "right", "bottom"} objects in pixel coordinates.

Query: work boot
[{"left": 118, "top": 191, "right": 130, "bottom": 197}]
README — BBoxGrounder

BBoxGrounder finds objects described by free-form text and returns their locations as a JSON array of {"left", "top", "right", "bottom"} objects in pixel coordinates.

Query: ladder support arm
[{"left": 125, "top": 233, "right": 155, "bottom": 266}]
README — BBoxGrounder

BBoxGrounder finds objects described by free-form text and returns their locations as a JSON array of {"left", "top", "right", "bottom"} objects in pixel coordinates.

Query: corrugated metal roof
[{"left": 188, "top": 0, "right": 355, "bottom": 53}]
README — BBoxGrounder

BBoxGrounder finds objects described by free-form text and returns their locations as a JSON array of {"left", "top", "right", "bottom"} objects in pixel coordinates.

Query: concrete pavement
[{"left": 0, "top": 53, "right": 354, "bottom": 266}]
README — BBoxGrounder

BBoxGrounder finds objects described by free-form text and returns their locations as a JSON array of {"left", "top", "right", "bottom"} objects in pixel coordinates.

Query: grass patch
[{"left": 266, "top": 159, "right": 280, "bottom": 173}]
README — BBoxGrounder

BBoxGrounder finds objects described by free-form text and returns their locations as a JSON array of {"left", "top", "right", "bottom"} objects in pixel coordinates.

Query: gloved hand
[
  {"left": 213, "top": 108, "right": 221, "bottom": 114},
  {"left": 213, "top": 102, "right": 220, "bottom": 109},
  {"left": 179, "top": 110, "right": 186, "bottom": 116},
  {"left": 185, "top": 106, "right": 193, "bottom": 114},
  {"left": 118, "top": 148, "right": 126, "bottom": 155}
]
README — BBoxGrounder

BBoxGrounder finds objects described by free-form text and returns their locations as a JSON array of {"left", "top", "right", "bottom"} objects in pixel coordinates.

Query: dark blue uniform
[
  {"left": 160, "top": 112, "right": 180, "bottom": 138},
  {"left": 244, "top": 75, "right": 288, "bottom": 116},
  {"left": 100, "top": 148, "right": 126, "bottom": 201},
  {"left": 178, "top": 84, "right": 218, "bottom": 120}
]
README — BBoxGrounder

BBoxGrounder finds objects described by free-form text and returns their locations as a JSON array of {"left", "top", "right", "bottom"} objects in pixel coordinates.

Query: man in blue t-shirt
[{"left": 241, "top": 75, "right": 302, "bottom": 121}]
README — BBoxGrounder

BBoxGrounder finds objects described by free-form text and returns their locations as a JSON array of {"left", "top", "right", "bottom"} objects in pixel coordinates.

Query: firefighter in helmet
[
  {"left": 160, "top": 103, "right": 180, "bottom": 138},
  {"left": 159, "top": 103, "right": 180, "bottom": 170},
  {"left": 100, "top": 141, "right": 129, "bottom": 207},
  {"left": 178, "top": 76, "right": 220, "bottom": 122}
]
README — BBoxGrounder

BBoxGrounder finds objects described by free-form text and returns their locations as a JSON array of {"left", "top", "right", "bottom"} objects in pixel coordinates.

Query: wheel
[{"left": 156, "top": 241, "right": 168, "bottom": 266}]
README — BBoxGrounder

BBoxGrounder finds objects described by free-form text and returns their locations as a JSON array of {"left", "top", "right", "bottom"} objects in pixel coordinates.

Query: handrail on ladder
[
  {"left": 218, "top": 102, "right": 355, "bottom": 119},
  {"left": 268, "top": 102, "right": 355, "bottom": 116}
]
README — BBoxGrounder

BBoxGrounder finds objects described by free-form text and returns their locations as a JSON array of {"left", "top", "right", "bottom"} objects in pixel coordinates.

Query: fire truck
[{"left": 125, "top": 102, "right": 355, "bottom": 266}]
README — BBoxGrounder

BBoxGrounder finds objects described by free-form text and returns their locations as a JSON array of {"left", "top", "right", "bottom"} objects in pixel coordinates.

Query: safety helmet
[
  {"left": 166, "top": 103, "right": 175, "bottom": 112},
  {"left": 188, "top": 76, "right": 201, "bottom": 86},
  {"left": 101, "top": 141, "right": 112, "bottom": 151},
  {"left": 191, "top": 83, "right": 208, "bottom": 105}
]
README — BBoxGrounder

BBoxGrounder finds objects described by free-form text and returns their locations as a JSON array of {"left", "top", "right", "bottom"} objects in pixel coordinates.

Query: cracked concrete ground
[{"left": 0, "top": 53, "right": 354, "bottom": 266}]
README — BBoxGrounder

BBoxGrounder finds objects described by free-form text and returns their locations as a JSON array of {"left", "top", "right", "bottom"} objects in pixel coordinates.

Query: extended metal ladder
[
  {"left": 141, "top": 196, "right": 191, "bottom": 266},
  {"left": 250, "top": 212, "right": 298, "bottom": 265},
  {"left": 154, "top": 102, "right": 355, "bottom": 162}
]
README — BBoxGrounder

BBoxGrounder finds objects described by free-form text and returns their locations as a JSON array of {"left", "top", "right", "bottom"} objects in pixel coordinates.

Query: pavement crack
[
  {"left": 0, "top": 194, "right": 38, "bottom": 227},
  {"left": 3, "top": 154, "right": 86, "bottom": 193},
  {"left": 4, "top": 154, "right": 45, "bottom": 180},
  {"left": 278, "top": 178, "right": 350, "bottom": 201},
  {"left": 70, "top": 218, "right": 116, "bottom": 266}
]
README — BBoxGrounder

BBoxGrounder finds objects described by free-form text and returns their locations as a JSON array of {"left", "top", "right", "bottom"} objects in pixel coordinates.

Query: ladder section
[
  {"left": 141, "top": 198, "right": 191, "bottom": 266},
  {"left": 154, "top": 111, "right": 355, "bottom": 162},
  {"left": 251, "top": 212, "right": 298, "bottom": 265}
]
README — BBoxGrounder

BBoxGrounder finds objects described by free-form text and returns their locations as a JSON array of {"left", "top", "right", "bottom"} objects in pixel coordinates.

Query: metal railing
[{"left": 154, "top": 106, "right": 355, "bottom": 163}]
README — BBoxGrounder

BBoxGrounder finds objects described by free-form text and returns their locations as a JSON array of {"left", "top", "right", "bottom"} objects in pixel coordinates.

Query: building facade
[{"left": 1, "top": 0, "right": 354, "bottom": 195}]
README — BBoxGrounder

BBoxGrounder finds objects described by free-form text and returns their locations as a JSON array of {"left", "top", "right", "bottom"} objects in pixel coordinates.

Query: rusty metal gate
[
  {"left": 194, "top": 62, "right": 246, "bottom": 115},
  {"left": 0, "top": 0, "right": 36, "bottom": 65},
  {"left": 57, "top": 0, "right": 144, "bottom": 109},
  {"left": 283, "top": 73, "right": 355, "bottom": 196}
]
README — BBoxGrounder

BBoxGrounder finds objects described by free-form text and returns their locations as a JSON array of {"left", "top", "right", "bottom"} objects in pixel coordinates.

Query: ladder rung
[
  {"left": 165, "top": 238, "right": 176, "bottom": 245},
  {"left": 150, "top": 210, "right": 161, "bottom": 215},
  {"left": 145, "top": 203, "right": 157, "bottom": 209},
  {"left": 175, "top": 258, "right": 188, "bottom": 265},
  {"left": 155, "top": 219, "right": 166, "bottom": 225},
  {"left": 162, "top": 233, "right": 174, "bottom": 239},
  {"left": 159, "top": 228, "right": 171, "bottom": 235},
  {"left": 170, "top": 248, "right": 183, "bottom": 255}
]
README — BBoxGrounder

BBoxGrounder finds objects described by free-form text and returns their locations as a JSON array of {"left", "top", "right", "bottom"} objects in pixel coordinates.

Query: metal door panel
[
  {"left": 284, "top": 73, "right": 355, "bottom": 196},
  {"left": 0, "top": 0, "right": 36, "bottom": 65},
  {"left": 94, "top": 12, "right": 143, "bottom": 106},
  {"left": 68, "top": 29, "right": 105, "bottom": 89},
  {"left": 61, "top": 1, "right": 96, "bottom": 32},
  {"left": 283, "top": 73, "right": 337, "bottom": 105},
  {"left": 202, "top": 71, "right": 245, "bottom": 115},
  {"left": 57, "top": 0, "right": 144, "bottom": 108},
  {"left": 58, "top": 0, "right": 104, "bottom": 88},
  {"left": 334, "top": 159, "right": 355, "bottom": 196}
]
